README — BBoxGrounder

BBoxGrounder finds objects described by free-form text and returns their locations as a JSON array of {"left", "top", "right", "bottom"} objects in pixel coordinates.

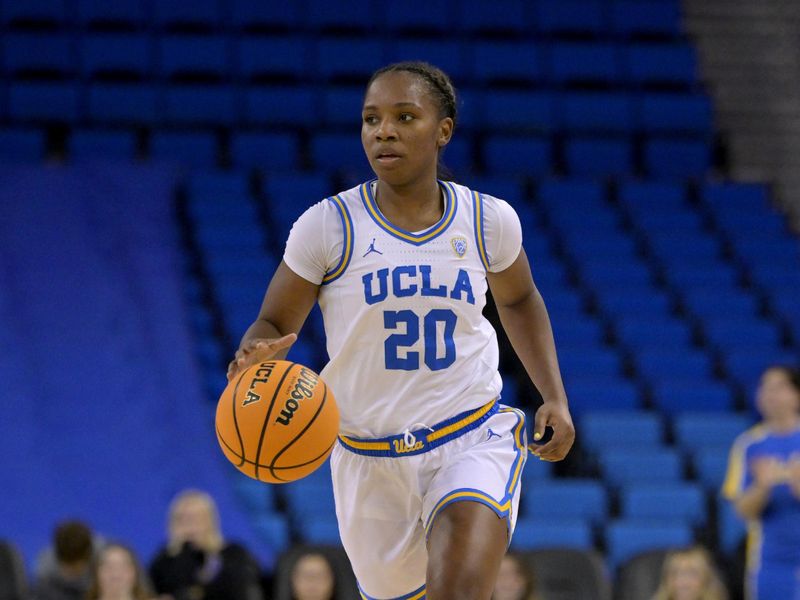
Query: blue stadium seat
[
  {"left": 720, "top": 348, "right": 798, "bottom": 394},
  {"left": 8, "top": 82, "right": 79, "bottom": 122},
  {"left": 558, "top": 350, "right": 622, "bottom": 382},
  {"left": 664, "top": 261, "right": 739, "bottom": 289},
  {"left": 323, "top": 86, "right": 366, "bottom": 127},
  {"left": 229, "top": 0, "right": 302, "bottom": 31},
  {"left": 484, "top": 91, "right": 556, "bottom": 132},
  {"left": 538, "top": 179, "right": 605, "bottom": 208},
  {"left": 157, "top": 35, "right": 229, "bottom": 79},
  {"left": 472, "top": 41, "right": 543, "bottom": 84},
  {"left": 550, "top": 316, "right": 605, "bottom": 347},
  {"left": 550, "top": 210, "right": 620, "bottom": 235},
  {"left": 701, "top": 181, "right": 769, "bottom": 212},
  {"left": 80, "top": 33, "right": 152, "bottom": 79},
  {"left": 580, "top": 411, "right": 663, "bottom": 450},
  {"left": 389, "top": 39, "right": 468, "bottom": 82},
  {"left": 633, "top": 348, "right": 713, "bottom": 383},
  {"left": 703, "top": 318, "right": 782, "bottom": 351},
  {"left": 1, "top": 0, "right": 68, "bottom": 28},
  {"left": 580, "top": 262, "right": 653, "bottom": 288},
  {"left": 621, "top": 483, "right": 706, "bottom": 526},
  {"left": 599, "top": 448, "right": 682, "bottom": 486},
  {"left": 511, "top": 517, "right": 593, "bottom": 551},
  {"left": 440, "top": 136, "right": 474, "bottom": 173},
  {"left": 2, "top": 33, "right": 75, "bottom": 77},
  {"left": 594, "top": 287, "right": 672, "bottom": 319},
  {"left": 244, "top": 86, "right": 317, "bottom": 126},
  {"left": 651, "top": 380, "right": 734, "bottom": 415},
  {"left": 536, "top": 0, "right": 606, "bottom": 35},
  {"left": 606, "top": 520, "right": 693, "bottom": 569},
  {"left": 298, "top": 516, "right": 342, "bottom": 545},
  {"left": 565, "top": 137, "right": 632, "bottom": 177},
  {"left": 310, "top": 133, "right": 371, "bottom": 176},
  {"left": 233, "top": 476, "right": 276, "bottom": 515},
  {"left": 521, "top": 454, "right": 553, "bottom": 485},
  {"left": 624, "top": 43, "right": 697, "bottom": 87},
  {"left": 566, "top": 235, "right": 638, "bottom": 261},
  {"left": 566, "top": 378, "right": 640, "bottom": 414},
  {"left": 681, "top": 288, "right": 759, "bottom": 319},
  {"left": 150, "top": 131, "right": 218, "bottom": 167},
  {"left": 610, "top": 0, "right": 682, "bottom": 38},
  {"left": 693, "top": 447, "right": 730, "bottom": 492},
  {"left": 523, "top": 479, "right": 608, "bottom": 524},
  {"left": 283, "top": 479, "right": 336, "bottom": 520},
  {"left": 76, "top": 0, "right": 147, "bottom": 29},
  {"left": 634, "top": 211, "right": 704, "bottom": 235},
  {"left": 0, "top": 128, "right": 46, "bottom": 162},
  {"left": 87, "top": 83, "right": 159, "bottom": 125},
  {"left": 548, "top": 43, "right": 620, "bottom": 86},
  {"left": 69, "top": 129, "right": 137, "bottom": 160},
  {"left": 163, "top": 85, "right": 237, "bottom": 125},
  {"left": 674, "top": 412, "right": 751, "bottom": 454},
  {"left": 484, "top": 136, "right": 552, "bottom": 176},
  {"left": 235, "top": 35, "right": 309, "bottom": 81},
  {"left": 263, "top": 173, "right": 332, "bottom": 243},
  {"left": 457, "top": 0, "right": 529, "bottom": 34},
  {"left": 152, "top": 0, "right": 222, "bottom": 31},
  {"left": 618, "top": 180, "right": 686, "bottom": 213},
  {"left": 383, "top": 0, "right": 449, "bottom": 34},
  {"left": 640, "top": 94, "right": 713, "bottom": 134},
  {"left": 316, "top": 38, "right": 385, "bottom": 80},
  {"left": 253, "top": 513, "right": 291, "bottom": 554},
  {"left": 648, "top": 233, "right": 720, "bottom": 261},
  {"left": 231, "top": 132, "right": 300, "bottom": 171},
  {"left": 645, "top": 138, "right": 711, "bottom": 178},
  {"left": 307, "top": 0, "right": 379, "bottom": 32},
  {"left": 562, "top": 93, "right": 635, "bottom": 133}
]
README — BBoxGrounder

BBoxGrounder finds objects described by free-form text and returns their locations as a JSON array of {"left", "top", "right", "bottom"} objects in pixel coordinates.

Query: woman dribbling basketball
[{"left": 227, "top": 62, "right": 575, "bottom": 600}]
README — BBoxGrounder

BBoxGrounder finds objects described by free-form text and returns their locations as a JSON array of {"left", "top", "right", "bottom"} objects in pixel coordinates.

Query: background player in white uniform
[{"left": 228, "top": 62, "right": 575, "bottom": 600}]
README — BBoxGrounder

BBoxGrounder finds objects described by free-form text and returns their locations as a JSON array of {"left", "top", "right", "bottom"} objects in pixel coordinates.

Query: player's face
[
  {"left": 361, "top": 71, "right": 453, "bottom": 186},
  {"left": 757, "top": 368, "right": 800, "bottom": 420},
  {"left": 492, "top": 555, "right": 528, "bottom": 600}
]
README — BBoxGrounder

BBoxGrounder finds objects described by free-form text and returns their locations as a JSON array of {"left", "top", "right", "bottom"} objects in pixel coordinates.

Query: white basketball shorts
[{"left": 330, "top": 401, "right": 528, "bottom": 600}]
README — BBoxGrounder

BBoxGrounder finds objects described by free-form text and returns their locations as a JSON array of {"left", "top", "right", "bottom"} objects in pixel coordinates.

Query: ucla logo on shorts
[
  {"left": 451, "top": 236, "right": 467, "bottom": 258},
  {"left": 393, "top": 439, "right": 424, "bottom": 454}
]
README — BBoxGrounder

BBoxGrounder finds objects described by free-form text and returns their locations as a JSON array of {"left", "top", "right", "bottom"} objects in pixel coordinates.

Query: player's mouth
[{"left": 375, "top": 151, "right": 403, "bottom": 164}]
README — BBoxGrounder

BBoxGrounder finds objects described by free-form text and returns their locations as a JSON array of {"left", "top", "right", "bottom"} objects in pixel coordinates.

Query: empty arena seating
[{"left": 1, "top": 0, "right": 799, "bottom": 591}]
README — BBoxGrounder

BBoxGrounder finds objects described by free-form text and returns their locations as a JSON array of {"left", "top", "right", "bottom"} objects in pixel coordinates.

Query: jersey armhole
[
  {"left": 471, "top": 190, "right": 491, "bottom": 271},
  {"left": 321, "top": 195, "right": 354, "bottom": 285}
]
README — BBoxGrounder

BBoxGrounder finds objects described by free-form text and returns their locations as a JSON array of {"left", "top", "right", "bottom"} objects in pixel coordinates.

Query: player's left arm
[{"left": 487, "top": 248, "right": 575, "bottom": 462}]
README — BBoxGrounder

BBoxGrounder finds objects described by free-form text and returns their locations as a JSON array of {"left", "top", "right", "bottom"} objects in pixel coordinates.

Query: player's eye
[
  {"left": 399, "top": 113, "right": 414, "bottom": 122},
  {"left": 363, "top": 115, "right": 378, "bottom": 125}
]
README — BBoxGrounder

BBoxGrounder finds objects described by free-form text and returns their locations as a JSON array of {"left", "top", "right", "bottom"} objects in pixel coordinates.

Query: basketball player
[
  {"left": 228, "top": 62, "right": 575, "bottom": 600},
  {"left": 722, "top": 365, "right": 800, "bottom": 600}
]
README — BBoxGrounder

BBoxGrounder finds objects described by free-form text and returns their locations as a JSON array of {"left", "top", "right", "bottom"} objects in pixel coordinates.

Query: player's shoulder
[{"left": 733, "top": 423, "right": 770, "bottom": 449}]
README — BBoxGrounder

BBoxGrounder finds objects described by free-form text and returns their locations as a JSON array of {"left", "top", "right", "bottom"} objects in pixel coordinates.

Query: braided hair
[{"left": 365, "top": 61, "right": 458, "bottom": 179}]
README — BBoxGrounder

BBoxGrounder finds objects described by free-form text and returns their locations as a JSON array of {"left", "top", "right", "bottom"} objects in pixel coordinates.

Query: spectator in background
[
  {"left": 492, "top": 552, "right": 539, "bottom": 600},
  {"left": 289, "top": 551, "right": 336, "bottom": 600},
  {"left": 31, "top": 520, "right": 95, "bottom": 600},
  {"left": 651, "top": 546, "right": 728, "bottom": 600},
  {"left": 86, "top": 543, "right": 153, "bottom": 600},
  {"left": 149, "top": 489, "right": 263, "bottom": 600},
  {"left": 722, "top": 365, "right": 800, "bottom": 599}
]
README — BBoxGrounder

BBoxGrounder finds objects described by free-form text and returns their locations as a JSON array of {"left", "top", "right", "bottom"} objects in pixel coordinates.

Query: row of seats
[
  {"left": 0, "top": 0, "right": 682, "bottom": 38},
  {"left": 2, "top": 34, "right": 698, "bottom": 87},
  {"left": 0, "top": 86, "right": 712, "bottom": 133}
]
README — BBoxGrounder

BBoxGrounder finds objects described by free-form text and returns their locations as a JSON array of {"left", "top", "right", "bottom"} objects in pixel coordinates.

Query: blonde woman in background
[
  {"left": 651, "top": 546, "right": 728, "bottom": 600},
  {"left": 148, "top": 489, "right": 263, "bottom": 600},
  {"left": 86, "top": 543, "right": 153, "bottom": 600}
]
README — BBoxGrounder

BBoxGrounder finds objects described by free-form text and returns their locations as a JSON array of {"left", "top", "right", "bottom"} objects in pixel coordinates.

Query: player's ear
[{"left": 437, "top": 117, "right": 454, "bottom": 148}]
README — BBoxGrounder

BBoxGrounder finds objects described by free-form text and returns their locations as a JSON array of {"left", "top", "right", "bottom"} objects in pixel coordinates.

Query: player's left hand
[{"left": 529, "top": 401, "right": 575, "bottom": 462}]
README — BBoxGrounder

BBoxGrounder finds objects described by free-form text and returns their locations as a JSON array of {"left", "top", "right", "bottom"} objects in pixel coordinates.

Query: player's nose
[{"left": 375, "top": 117, "right": 398, "bottom": 140}]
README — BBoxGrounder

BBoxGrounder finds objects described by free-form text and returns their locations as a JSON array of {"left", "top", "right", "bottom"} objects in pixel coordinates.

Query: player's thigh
[{"left": 330, "top": 445, "right": 428, "bottom": 599}]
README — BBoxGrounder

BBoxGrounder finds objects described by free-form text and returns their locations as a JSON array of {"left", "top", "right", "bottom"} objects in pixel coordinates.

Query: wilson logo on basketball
[
  {"left": 242, "top": 362, "right": 275, "bottom": 406},
  {"left": 275, "top": 367, "right": 319, "bottom": 426}
]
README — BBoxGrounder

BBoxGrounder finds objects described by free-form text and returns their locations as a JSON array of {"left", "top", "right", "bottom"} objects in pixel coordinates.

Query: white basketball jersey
[{"left": 310, "top": 180, "right": 504, "bottom": 438}]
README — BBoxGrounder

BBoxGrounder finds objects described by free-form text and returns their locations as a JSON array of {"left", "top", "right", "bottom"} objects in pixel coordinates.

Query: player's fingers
[
  {"left": 534, "top": 426, "right": 575, "bottom": 461},
  {"left": 531, "top": 406, "right": 550, "bottom": 445},
  {"left": 255, "top": 333, "right": 297, "bottom": 352}
]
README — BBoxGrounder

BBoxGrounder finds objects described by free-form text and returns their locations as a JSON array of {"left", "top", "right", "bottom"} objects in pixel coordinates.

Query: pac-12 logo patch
[{"left": 451, "top": 236, "right": 468, "bottom": 258}]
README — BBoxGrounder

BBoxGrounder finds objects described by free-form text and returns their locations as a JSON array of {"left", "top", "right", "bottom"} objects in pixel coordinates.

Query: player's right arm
[{"left": 227, "top": 261, "right": 320, "bottom": 381}]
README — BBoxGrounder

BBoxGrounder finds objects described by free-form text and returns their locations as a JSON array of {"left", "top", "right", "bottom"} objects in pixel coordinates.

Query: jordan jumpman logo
[{"left": 363, "top": 238, "right": 383, "bottom": 257}]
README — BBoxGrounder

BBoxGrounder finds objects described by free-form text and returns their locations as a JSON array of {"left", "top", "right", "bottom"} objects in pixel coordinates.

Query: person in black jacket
[{"left": 149, "top": 489, "right": 263, "bottom": 600}]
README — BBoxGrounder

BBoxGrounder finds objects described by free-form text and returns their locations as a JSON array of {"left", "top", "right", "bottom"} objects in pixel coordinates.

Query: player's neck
[
  {"left": 765, "top": 413, "right": 800, "bottom": 433},
  {"left": 375, "top": 178, "right": 443, "bottom": 232}
]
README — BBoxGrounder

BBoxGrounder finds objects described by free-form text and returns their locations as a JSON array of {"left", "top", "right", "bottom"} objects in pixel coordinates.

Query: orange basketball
[{"left": 215, "top": 360, "right": 339, "bottom": 483}]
